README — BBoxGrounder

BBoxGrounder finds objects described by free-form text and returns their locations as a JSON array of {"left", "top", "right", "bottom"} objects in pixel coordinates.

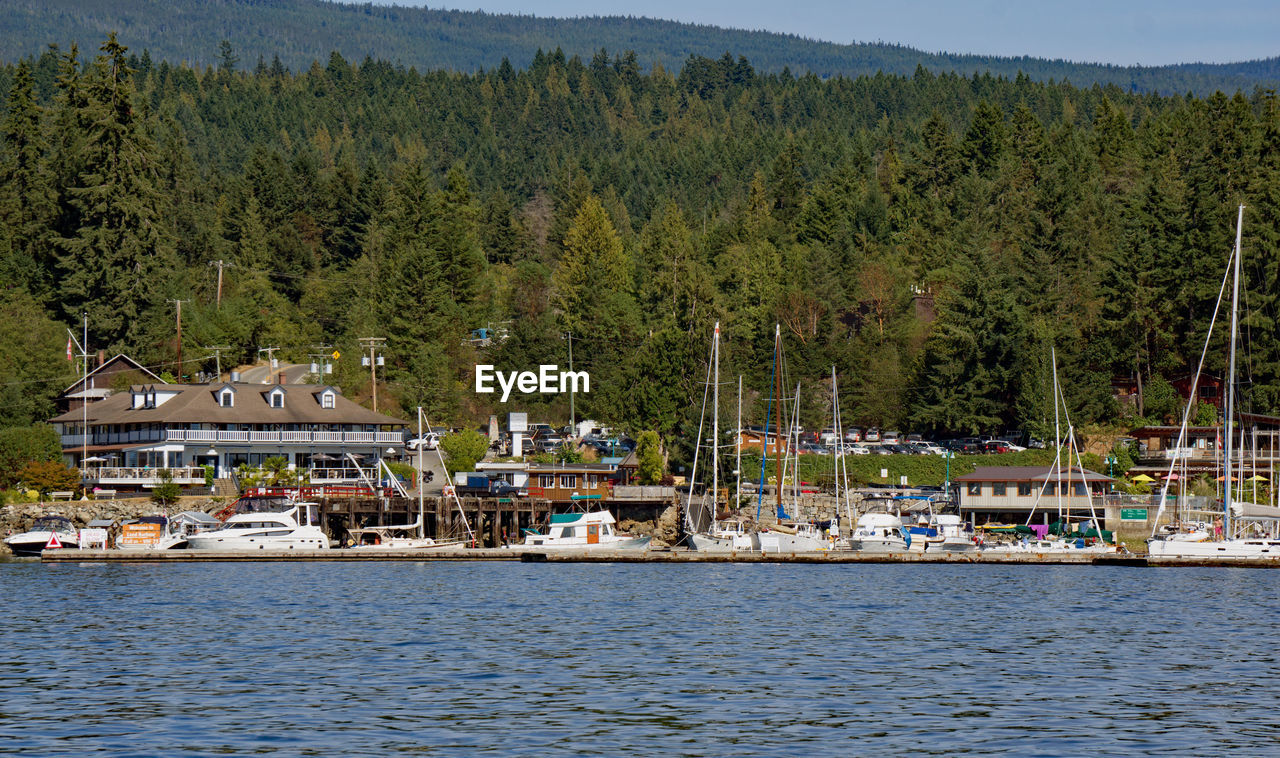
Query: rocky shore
[{"left": 1, "top": 496, "right": 225, "bottom": 554}]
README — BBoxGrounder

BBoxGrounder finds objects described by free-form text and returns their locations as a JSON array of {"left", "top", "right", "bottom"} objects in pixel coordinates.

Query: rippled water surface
[{"left": 2, "top": 560, "right": 1280, "bottom": 755}]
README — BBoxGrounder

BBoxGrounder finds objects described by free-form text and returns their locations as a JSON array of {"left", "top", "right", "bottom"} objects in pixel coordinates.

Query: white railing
[
  {"left": 309, "top": 467, "right": 372, "bottom": 484},
  {"left": 154, "top": 430, "right": 405, "bottom": 445},
  {"left": 87, "top": 466, "right": 206, "bottom": 485}
]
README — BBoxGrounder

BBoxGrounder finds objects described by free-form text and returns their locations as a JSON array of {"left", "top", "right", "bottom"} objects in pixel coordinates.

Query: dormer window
[
  {"left": 321, "top": 391, "right": 335, "bottom": 409},
  {"left": 218, "top": 388, "right": 234, "bottom": 408},
  {"left": 268, "top": 387, "right": 285, "bottom": 408}
]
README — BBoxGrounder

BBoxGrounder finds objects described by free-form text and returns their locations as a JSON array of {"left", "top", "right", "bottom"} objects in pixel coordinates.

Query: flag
[{"left": 66, "top": 337, "right": 73, "bottom": 361}]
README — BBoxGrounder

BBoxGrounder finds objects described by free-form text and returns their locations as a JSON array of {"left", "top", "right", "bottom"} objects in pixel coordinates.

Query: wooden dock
[{"left": 38, "top": 547, "right": 1280, "bottom": 567}]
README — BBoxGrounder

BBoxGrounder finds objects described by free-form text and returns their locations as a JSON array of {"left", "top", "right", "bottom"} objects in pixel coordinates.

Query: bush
[
  {"left": 636, "top": 431, "right": 663, "bottom": 484},
  {"left": 17, "top": 459, "right": 80, "bottom": 496},
  {"left": 0, "top": 424, "right": 61, "bottom": 489},
  {"left": 151, "top": 470, "right": 182, "bottom": 506},
  {"left": 439, "top": 429, "right": 489, "bottom": 475}
]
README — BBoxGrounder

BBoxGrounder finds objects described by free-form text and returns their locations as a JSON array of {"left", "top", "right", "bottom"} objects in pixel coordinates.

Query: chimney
[
  {"left": 278, "top": 372, "right": 285, "bottom": 385},
  {"left": 97, "top": 350, "right": 106, "bottom": 366}
]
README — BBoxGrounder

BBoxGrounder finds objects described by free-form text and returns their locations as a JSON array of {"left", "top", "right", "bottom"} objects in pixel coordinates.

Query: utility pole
[
  {"left": 208, "top": 260, "right": 231, "bottom": 309},
  {"left": 168, "top": 299, "right": 189, "bottom": 380},
  {"left": 205, "top": 346, "right": 231, "bottom": 382},
  {"left": 358, "top": 337, "right": 386, "bottom": 413},
  {"left": 308, "top": 345, "right": 337, "bottom": 382},
  {"left": 258, "top": 346, "right": 280, "bottom": 382},
  {"left": 563, "top": 331, "right": 575, "bottom": 432}
]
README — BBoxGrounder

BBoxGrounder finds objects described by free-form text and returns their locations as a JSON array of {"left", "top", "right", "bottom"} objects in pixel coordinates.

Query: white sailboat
[
  {"left": 348, "top": 407, "right": 465, "bottom": 550},
  {"left": 686, "top": 322, "right": 760, "bottom": 552},
  {"left": 1149, "top": 206, "right": 1280, "bottom": 558}
]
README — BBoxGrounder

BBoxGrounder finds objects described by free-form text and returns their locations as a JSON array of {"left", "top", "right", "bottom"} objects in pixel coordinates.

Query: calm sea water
[{"left": 1, "top": 560, "right": 1278, "bottom": 756}]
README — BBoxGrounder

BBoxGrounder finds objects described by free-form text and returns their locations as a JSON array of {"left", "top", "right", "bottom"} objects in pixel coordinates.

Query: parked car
[
  {"left": 982, "top": 440, "right": 1014, "bottom": 454},
  {"left": 799, "top": 443, "right": 830, "bottom": 456},
  {"left": 864, "top": 428, "right": 881, "bottom": 443},
  {"left": 405, "top": 432, "right": 440, "bottom": 451},
  {"left": 845, "top": 428, "right": 863, "bottom": 443},
  {"left": 882, "top": 430, "right": 902, "bottom": 444},
  {"left": 847, "top": 443, "right": 870, "bottom": 455}
]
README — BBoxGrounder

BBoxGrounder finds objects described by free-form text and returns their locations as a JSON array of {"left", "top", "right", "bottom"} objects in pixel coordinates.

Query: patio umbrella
[
  {"left": 1248, "top": 474, "right": 1269, "bottom": 481},
  {"left": 1130, "top": 474, "right": 1156, "bottom": 483},
  {"left": 309, "top": 453, "right": 337, "bottom": 461},
  {"left": 1215, "top": 475, "right": 1238, "bottom": 482},
  {"left": 1163, "top": 473, "right": 1180, "bottom": 481},
  {"left": 83, "top": 455, "right": 107, "bottom": 463}
]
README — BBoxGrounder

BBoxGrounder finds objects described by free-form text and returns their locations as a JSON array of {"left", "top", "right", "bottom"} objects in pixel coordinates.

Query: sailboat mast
[
  {"left": 1052, "top": 347, "right": 1063, "bottom": 524},
  {"left": 736, "top": 375, "right": 742, "bottom": 508},
  {"left": 775, "top": 326, "right": 783, "bottom": 515},
  {"left": 712, "top": 322, "right": 720, "bottom": 527},
  {"left": 1225, "top": 204, "right": 1243, "bottom": 538},
  {"left": 417, "top": 406, "right": 425, "bottom": 539}
]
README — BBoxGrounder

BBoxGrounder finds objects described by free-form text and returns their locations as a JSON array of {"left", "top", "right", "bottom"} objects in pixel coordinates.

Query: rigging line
[{"left": 1150, "top": 235, "right": 1234, "bottom": 538}]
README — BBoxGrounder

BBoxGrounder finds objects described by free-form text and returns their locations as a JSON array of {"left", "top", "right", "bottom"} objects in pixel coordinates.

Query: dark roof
[
  {"left": 955, "top": 466, "right": 1112, "bottom": 483},
  {"left": 61, "top": 354, "right": 164, "bottom": 395},
  {"left": 49, "top": 383, "right": 408, "bottom": 426}
]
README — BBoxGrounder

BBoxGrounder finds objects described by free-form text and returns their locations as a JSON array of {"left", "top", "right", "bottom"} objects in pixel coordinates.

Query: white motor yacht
[
  {"left": 513, "top": 510, "right": 651, "bottom": 550},
  {"left": 186, "top": 502, "right": 329, "bottom": 551},
  {"left": 846, "top": 513, "right": 910, "bottom": 553},
  {"left": 5, "top": 515, "right": 79, "bottom": 556}
]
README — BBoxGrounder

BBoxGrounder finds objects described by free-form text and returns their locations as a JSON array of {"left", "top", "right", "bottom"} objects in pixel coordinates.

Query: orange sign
[{"left": 120, "top": 522, "right": 163, "bottom": 547}]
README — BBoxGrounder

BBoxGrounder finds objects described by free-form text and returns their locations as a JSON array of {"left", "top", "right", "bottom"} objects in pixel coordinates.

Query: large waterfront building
[
  {"left": 955, "top": 466, "right": 1113, "bottom": 526},
  {"left": 51, "top": 382, "right": 408, "bottom": 492}
]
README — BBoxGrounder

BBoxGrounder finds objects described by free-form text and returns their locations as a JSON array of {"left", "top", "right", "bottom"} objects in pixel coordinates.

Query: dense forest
[
  {"left": 1, "top": 35, "right": 1279, "bottom": 467},
  {"left": 3, "top": 0, "right": 1280, "bottom": 96}
]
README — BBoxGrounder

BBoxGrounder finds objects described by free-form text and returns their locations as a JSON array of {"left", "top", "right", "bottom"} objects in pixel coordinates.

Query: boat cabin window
[{"left": 558, "top": 527, "right": 576, "bottom": 538}]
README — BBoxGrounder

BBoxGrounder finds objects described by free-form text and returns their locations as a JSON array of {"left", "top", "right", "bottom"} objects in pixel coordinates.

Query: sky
[{"left": 362, "top": 0, "right": 1279, "bottom": 66}]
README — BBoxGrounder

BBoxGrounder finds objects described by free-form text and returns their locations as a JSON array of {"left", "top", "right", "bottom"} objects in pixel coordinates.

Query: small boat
[
  {"left": 116, "top": 511, "right": 222, "bottom": 550},
  {"left": 513, "top": 510, "right": 651, "bottom": 550},
  {"left": 758, "top": 521, "right": 833, "bottom": 553},
  {"left": 186, "top": 502, "right": 329, "bottom": 550},
  {"left": 347, "top": 523, "right": 464, "bottom": 550},
  {"left": 5, "top": 515, "right": 79, "bottom": 556},
  {"left": 929, "top": 514, "right": 978, "bottom": 552},
  {"left": 846, "top": 512, "right": 910, "bottom": 553},
  {"left": 688, "top": 519, "right": 760, "bottom": 552}
]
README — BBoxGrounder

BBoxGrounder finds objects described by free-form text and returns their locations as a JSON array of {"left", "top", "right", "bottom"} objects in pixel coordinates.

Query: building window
[
  {"left": 321, "top": 392, "right": 335, "bottom": 409},
  {"left": 219, "top": 390, "right": 233, "bottom": 408},
  {"left": 1072, "top": 483, "right": 1087, "bottom": 496},
  {"left": 992, "top": 482, "right": 1007, "bottom": 496},
  {"left": 539, "top": 475, "right": 554, "bottom": 488},
  {"left": 560, "top": 475, "right": 577, "bottom": 488},
  {"left": 966, "top": 482, "right": 982, "bottom": 496},
  {"left": 1043, "top": 482, "right": 1055, "bottom": 496},
  {"left": 270, "top": 392, "right": 284, "bottom": 408},
  {"left": 1017, "top": 482, "right": 1032, "bottom": 496},
  {"left": 588, "top": 474, "right": 599, "bottom": 487}
]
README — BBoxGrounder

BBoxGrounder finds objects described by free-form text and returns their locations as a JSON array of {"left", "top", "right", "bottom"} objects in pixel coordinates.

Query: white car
[
  {"left": 846, "top": 444, "right": 870, "bottom": 455},
  {"left": 405, "top": 432, "right": 440, "bottom": 451}
]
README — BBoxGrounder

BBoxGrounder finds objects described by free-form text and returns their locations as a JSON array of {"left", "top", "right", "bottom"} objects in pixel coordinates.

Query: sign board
[
  {"left": 331, "top": 350, "right": 341, "bottom": 359},
  {"left": 78, "top": 528, "right": 109, "bottom": 549},
  {"left": 1120, "top": 508, "right": 1149, "bottom": 521},
  {"left": 120, "top": 522, "right": 163, "bottom": 548},
  {"left": 880, "top": 468, "right": 888, "bottom": 479},
  {"left": 508, "top": 412, "right": 528, "bottom": 433},
  {"left": 1164, "top": 448, "right": 1195, "bottom": 460}
]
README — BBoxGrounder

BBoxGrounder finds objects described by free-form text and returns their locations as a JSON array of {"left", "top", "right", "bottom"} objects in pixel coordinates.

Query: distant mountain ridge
[{"left": 2, "top": 0, "right": 1278, "bottom": 94}]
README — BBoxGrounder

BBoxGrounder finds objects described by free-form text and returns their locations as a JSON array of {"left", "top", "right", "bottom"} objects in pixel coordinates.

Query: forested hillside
[
  {"left": 2, "top": 36, "right": 1279, "bottom": 463},
  {"left": 2, "top": 0, "right": 1279, "bottom": 96}
]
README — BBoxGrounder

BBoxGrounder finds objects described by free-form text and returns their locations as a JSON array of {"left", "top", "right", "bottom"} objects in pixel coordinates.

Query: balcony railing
[
  {"left": 85, "top": 466, "right": 207, "bottom": 486},
  {"left": 163, "top": 430, "right": 403, "bottom": 445}
]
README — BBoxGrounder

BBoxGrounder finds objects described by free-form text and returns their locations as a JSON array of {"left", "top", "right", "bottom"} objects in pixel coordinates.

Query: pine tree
[
  {"left": 0, "top": 61, "right": 57, "bottom": 301},
  {"left": 55, "top": 34, "right": 174, "bottom": 350}
]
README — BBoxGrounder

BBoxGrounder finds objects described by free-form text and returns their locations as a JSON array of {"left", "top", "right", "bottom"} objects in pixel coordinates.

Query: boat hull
[
  {"left": 846, "top": 537, "right": 909, "bottom": 553},
  {"left": 186, "top": 528, "right": 329, "bottom": 550},
  {"left": 5, "top": 532, "right": 79, "bottom": 556},
  {"left": 688, "top": 533, "right": 759, "bottom": 552},
  {"left": 1147, "top": 538, "right": 1280, "bottom": 558}
]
